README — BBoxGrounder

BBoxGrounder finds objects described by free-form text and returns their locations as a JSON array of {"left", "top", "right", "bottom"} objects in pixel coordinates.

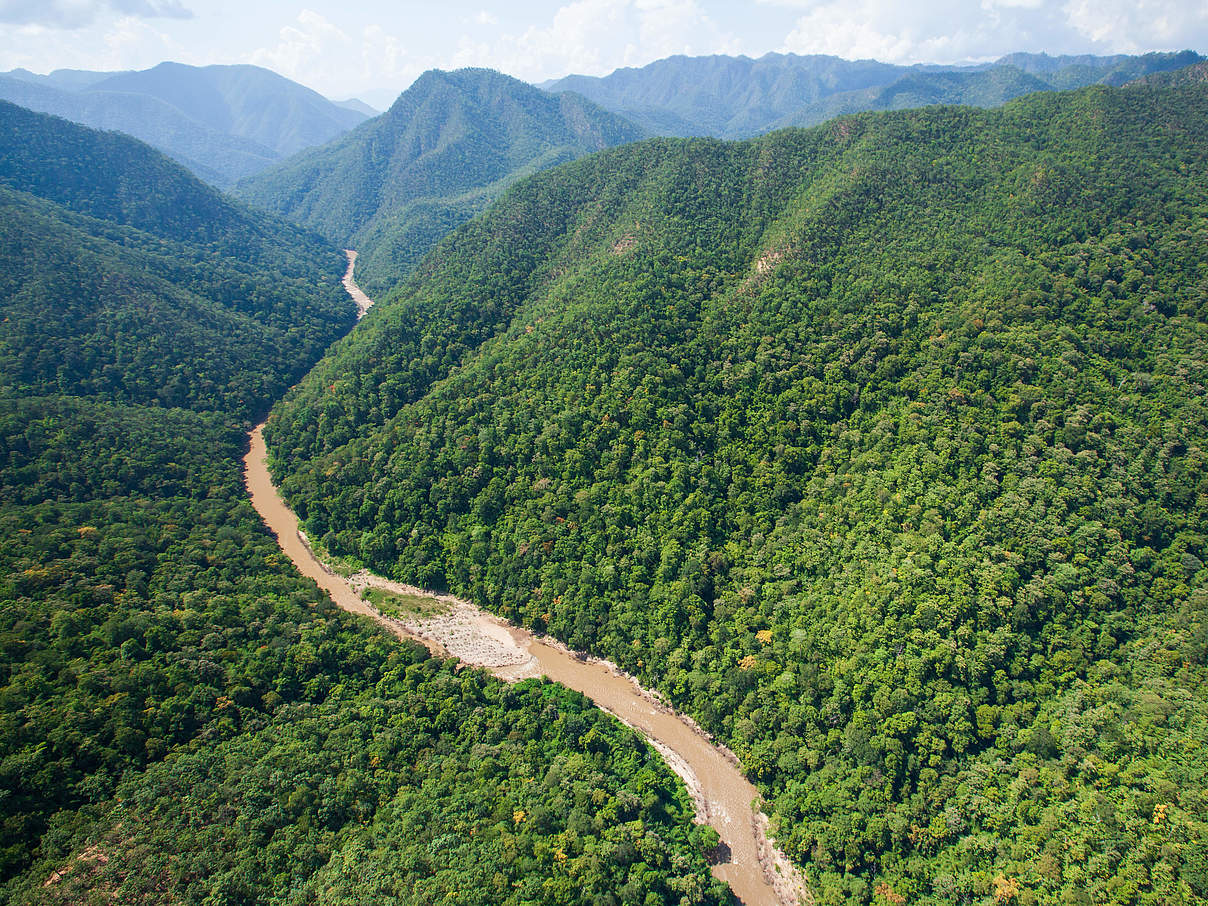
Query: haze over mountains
[
  {"left": 543, "top": 49, "right": 1204, "bottom": 137},
  {"left": 0, "top": 62, "right": 371, "bottom": 186},
  {"left": 230, "top": 49, "right": 1202, "bottom": 294}
]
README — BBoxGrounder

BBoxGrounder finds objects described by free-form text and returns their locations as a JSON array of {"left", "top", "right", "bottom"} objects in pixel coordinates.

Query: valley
[
  {"left": 244, "top": 268, "right": 810, "bottom": 905},
  {"left": 0, "top": 100, "right": 724, "bottom": 905},
  {"left": 247, "top": 422, "right": 808, "bottom": 906},
  {"left": 3, "top": 38, "right": 1208, "bottom": 906}
]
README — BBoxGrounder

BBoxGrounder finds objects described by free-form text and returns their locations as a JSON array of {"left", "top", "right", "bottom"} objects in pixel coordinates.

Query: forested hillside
[
  {"left": 235, "top": 68, "right": 646, "bottom": 295},
  {"left": 0, "top": 100, "right": 354, "bottom": 409},
  {"left": 0, "top": 104, "right": 721, "bottom": 904},
  {"left": 543, "top": 50, "right": 1202, "bottom": 138},
  {"left": 0, "top": 63, "right": 367, "bottom": 186},
  {"left": 266, "top": 79, "right": 1208, "bottom": 904}
]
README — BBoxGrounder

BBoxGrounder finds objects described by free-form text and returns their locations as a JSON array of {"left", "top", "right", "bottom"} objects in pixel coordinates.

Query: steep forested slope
[
  {"left": 0, "top": 100, "right": 354, "bottom": 409},
  {"left": 267, "top": 81, "right": 1208, "bottom": 904},
  {"left": 543, "top": 50, "right": 1202, "bottom": 138},
  {"left": 0, "top": 63, "right": 367, "bottom": 186},
  {"left": 0, "top": 106, "right": 720, "bottom": 904},
  {"left": 235, "top": 68, "right": 646, "bottom": 295}
]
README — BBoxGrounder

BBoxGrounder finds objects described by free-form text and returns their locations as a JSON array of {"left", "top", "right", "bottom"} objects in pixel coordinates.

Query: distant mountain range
[
  {"left": 232, "top": 51, "right": 1204, "bottom": 297},
  {"left": 235, "top": 68, "right": 646, "bottom": 295},
  {"left": 262, "top": 75, "right": 1208, "bottom": 904},
  {"left": 542, "top": 50, "right": 1204, "bottom": 137},
  {"left": 0, "top": 62, "right": 372, "bottom": 187}
]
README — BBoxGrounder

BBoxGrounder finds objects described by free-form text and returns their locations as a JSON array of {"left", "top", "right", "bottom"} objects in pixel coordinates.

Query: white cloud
[
  {"left": 250, "top": 9, "right": 351, "bottom": 80},
  {"left": 1063, "top": 0, "right": 1203, "bottom": 50},
  {"left": 247, "top": 10, "right": 417, "bottom": 102},
  {"left": 0, "top": 0, "right": 191, "bottom": 29},
  {"left": 776, "top": 0, "right": 1207, "bottom": 63},
  {"left": 450, "top": 0, "right": 737, "bottom": 82}
]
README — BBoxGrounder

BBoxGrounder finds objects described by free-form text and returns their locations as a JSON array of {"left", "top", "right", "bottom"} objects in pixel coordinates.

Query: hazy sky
[{"left": 1, "top": 0, "right": 1204, "bottom": 109}]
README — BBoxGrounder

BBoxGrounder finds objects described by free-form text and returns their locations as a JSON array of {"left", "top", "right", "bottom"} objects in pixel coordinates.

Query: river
[{"left": 243, "top": 254, "right": 810, "bottom": 906}]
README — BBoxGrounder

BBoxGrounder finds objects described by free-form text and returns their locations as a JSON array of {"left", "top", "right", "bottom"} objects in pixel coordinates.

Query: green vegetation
[
  {"left": 235, "top": 68, "right": 647, "bottom": 295},
  {"left": 0, "top": 103, "right": 721, "bottom": 903},
  {"left": 363, "top": 586, "right": 448, "bottom": 619},
  {"left": 266, "top": 80, "right": 1208, "bottom": 904},
  {"left": 13, "top": 653, "right": 723, "bottom": 906}
]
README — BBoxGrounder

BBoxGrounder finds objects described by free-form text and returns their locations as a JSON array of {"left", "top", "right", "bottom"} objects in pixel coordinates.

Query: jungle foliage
[
  {"left": 0, "top": 104, "right": 720, "bottom": 904},
  {"left": 266, "top": 80, "right": 1208, "bottom": 904}
]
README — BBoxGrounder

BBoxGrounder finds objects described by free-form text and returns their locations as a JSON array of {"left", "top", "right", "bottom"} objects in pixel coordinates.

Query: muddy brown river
[{"left": 243, "top": 257, "right": 810, "bottom": 906}]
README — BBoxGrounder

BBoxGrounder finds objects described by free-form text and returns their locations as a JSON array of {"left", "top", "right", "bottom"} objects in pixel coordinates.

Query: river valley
[{"left": 243, "top": 256, "right": 811, "bottom": 906}]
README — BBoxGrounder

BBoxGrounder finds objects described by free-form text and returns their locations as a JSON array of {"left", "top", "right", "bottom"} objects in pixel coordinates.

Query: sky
[{"left": 0, "top": 0, "right": 1204, "bottom": 110}]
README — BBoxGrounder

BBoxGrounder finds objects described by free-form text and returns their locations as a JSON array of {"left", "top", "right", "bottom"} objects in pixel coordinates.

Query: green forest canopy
[
  {"left": 265, "top": 79, "right": 1208, "bottom": 905},
  {"left": 0, "top": 102, "right": 722, "bottom": 905}
]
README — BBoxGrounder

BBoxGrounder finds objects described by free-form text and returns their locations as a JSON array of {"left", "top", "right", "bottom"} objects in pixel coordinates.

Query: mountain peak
[{"left": 238, "top": 66, "right": 645, "bottom": 293}]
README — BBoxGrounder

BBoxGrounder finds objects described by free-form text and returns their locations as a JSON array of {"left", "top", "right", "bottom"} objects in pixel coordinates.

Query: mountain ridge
[
  {"left": 0, "top": 62, "right": 367, "bottom": 186},
  {"left": 543, "top": 49, "right": 1204, "bottom": 137},
  {"left": 235, "top": 67, "right": 647, "bottom": 295},
  {"left": 0, "top": 102, "right": 722, "bottom": 906},
  {"left": 264, "top": 78, "right": 1208, "bottom": 904}
]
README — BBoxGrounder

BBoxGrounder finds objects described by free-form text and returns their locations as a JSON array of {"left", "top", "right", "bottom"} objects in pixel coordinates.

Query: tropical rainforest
[
  {"left": 0, "top": 102, "right": 721, "bottom": 904},
  {"left": 264, "top": 77, "right": 1208, "bottom": 905}
]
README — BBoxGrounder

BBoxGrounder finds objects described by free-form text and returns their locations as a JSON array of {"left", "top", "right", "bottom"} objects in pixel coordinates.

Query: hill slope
[
  {"left": 544, "top": 49, "right": 1203, "bottom": 137},
  {"left": 266, "top": 80, "right": 1208, "bottom": 904},
  {"left": 0, "top": 63, "right": 367, "bottom": 186},
  {"left": 0, "top": 103, "right": 722, "bottom": 904},
  {"left": 0, "top": 99, "right": 354, "bottom": 410},
  {"left": 235, "top": 68, "right": 647, "bottom": 295}
]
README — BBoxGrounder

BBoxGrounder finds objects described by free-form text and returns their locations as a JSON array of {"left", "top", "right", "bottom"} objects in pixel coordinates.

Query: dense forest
[
  {"left": 235, "top": 68, "right": 647, "bottom": 295},
  {"left": 0, "top": 104, "right": 721, "bottom": 903},
  {"left": 266, "top": 78, "right": 1208, "bottom": 904}
]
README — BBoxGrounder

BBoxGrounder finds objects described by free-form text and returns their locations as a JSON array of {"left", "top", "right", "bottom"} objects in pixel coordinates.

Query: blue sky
[{"left": 1, "top": 0, "right": 1205, "bottom": 109}]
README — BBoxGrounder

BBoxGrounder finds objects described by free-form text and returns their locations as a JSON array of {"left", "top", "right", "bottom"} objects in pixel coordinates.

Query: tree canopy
[{"left": 266, "top": 80, "right": 1208, "bottom": 904}]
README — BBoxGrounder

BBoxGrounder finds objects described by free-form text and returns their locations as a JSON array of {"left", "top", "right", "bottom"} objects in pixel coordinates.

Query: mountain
[
  {"left": 764, "top": 65, "right": 1053, "bottom": 131},
  {"left": 999, "top": 50, "right": 1204, "bottom": 87},
  {"left": 335, "top": 97, "right": 379, "bottom": 116},
  {"left": 1132, "top": 59, "right": 1208, "bottom": 88},
  {"left": 0, "top": 102, "right": 719, "bottom": 904},
  {"left": 264, "top": 79, "right": 1208, "bottom": 904},
  {"left": 543, "top": 52, "right": 903, "bottom": 136},
  {"left": 543, "top": 49, "right": 1203, "bottom": 137},
  {"left": 0, "top": 62, "right": 368, "bottom": 186},
  {"left": 4, "top": 67, "right": 117, "bottom": 90},
  {"left": 235, "top": 68, "right": 647, "bottom": 295}
]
